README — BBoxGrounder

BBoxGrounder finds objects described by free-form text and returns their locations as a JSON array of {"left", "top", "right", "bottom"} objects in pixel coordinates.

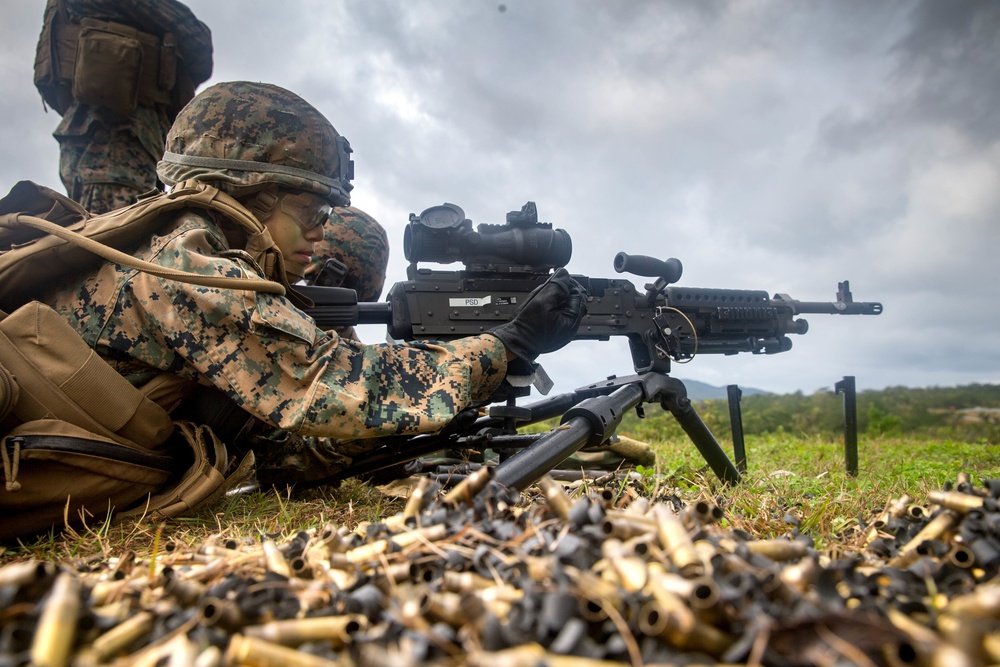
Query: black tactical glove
[{"left": 490, "top": 268, "right": 587, "bottom": 362}]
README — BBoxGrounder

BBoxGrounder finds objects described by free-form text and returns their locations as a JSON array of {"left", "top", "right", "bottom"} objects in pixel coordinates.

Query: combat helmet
[
  {"left": 156, "top": 81, "right": 353, "bottom": 206},
  {"left": 305, "top": 207, "right": 390, "bottom": 302}
]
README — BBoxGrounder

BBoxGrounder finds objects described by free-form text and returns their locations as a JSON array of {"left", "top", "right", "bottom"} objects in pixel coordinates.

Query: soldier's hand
[{"left": 489, "top": 268, "right": 586, "bottom": 362}]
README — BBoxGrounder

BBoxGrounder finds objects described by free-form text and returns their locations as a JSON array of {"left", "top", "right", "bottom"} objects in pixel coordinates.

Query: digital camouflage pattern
[
  {"left": 40, "top": 208, "right": 508, "bottom": 442},
  {"left": 54, "top": 104, "right": 172, "bottom": 214},
  {"left": 157, "top": 82, "right": 353, "bottom": 207},
  {"left": 307, "top": 207, "right": 390, "bottom": 303},
  {"left": 38, "top": 0, "right": 213, "bottom": 214}
]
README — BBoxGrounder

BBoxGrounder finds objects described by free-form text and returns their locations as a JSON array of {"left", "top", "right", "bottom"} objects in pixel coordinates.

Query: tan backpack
[{"left": 0, "top": 181, "right": 287, "bottom": 540}]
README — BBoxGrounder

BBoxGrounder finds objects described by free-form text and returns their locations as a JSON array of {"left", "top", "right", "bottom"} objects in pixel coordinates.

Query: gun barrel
[{"left": 788, "top": 300, "right": 883, "bottom": 316}]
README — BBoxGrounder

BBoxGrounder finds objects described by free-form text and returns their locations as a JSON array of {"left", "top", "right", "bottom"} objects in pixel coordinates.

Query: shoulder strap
[
  {"left": 0, "top": 180, "right": 298, "bottom": 301},
  {"left": 10, "top": 212, "right": 285, "bottom": 295}
]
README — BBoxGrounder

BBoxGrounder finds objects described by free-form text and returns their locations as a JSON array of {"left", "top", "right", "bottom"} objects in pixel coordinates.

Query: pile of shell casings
[{"left": 3, "top": 471, "right": 1000, "bottom": 667}]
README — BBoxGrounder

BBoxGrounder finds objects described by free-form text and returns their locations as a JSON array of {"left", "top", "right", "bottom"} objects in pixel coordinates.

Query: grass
[
  {"left": 2, "top": 432, "right": 998, "bottom": 565},
  {"left": 631, "top": 431, "right": 1000, "bottom": 549}
]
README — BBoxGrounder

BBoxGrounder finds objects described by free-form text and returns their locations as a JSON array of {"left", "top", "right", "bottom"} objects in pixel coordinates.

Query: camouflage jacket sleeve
[
  {"left": 46, "top": 212, "right": 508, "bottom": 438},
  {"left": 63, "top": 0, "right": 213, "bottom": 84}
]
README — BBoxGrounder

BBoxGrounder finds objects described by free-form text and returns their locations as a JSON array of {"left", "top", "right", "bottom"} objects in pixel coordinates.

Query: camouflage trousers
[{"left": 58, "top": 127, "right": 160, "bottom": 214}]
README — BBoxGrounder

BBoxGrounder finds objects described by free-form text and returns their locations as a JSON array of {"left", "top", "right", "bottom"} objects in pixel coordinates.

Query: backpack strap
[
  {"left": 10, "top": 212, "right": 286, "bottom": 295},
  {"left": 0, "top": 180, "right": 309, "bottom": 304}
]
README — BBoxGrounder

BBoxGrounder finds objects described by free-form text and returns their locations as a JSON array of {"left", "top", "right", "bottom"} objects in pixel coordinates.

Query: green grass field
[{"left": 3, "top": 432, "right": 998, "bottom": 564}]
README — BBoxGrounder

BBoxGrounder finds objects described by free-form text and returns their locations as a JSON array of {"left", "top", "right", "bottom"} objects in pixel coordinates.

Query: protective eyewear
[{"left": 278, "top": 191, "right": 332, "bottom": 231}]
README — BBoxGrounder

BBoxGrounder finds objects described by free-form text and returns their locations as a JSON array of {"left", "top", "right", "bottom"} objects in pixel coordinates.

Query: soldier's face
[{"left": 263, "top": 191, "right": 330, "bottom": 281}]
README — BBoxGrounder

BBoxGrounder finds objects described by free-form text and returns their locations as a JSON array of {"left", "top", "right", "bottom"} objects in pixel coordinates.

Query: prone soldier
[{"left": 37, "top": 81, "right": 586, "bottom": 493}]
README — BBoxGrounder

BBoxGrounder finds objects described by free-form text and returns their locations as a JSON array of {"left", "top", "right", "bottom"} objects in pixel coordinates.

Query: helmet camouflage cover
[
  {"left": 156, "top": 81, "right": 353, "bottom": 206},
  {"left": 306, "top": 207, "right": 390, "bottom": 302}
]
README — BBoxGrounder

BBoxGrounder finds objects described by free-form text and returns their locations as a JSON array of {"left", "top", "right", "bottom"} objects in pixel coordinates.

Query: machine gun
[{"left": 299, "top": 202, "right": 882, "bottom": 493}]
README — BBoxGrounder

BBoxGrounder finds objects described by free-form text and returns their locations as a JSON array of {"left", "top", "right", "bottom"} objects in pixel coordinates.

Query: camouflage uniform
[
  {"left": 41, "top": 82, "right": 508, "bottom": 485},
  {"left": 34, "top": 0, "right": 213, "bottom": 214}
]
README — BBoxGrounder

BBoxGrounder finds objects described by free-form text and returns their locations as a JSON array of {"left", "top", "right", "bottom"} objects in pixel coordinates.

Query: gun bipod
[{"left": 487, "top": 372, "right": 741, "bottom": 496}]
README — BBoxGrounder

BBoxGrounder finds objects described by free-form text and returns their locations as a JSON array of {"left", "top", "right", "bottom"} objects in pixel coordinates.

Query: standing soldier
[{"left": 33, "top": 0, "right": 213, "bottom": 214}]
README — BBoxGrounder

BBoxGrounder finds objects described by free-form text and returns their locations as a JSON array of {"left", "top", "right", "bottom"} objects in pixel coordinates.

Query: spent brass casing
[
  {"left": 243, "top": 614, "right": 366, "bottom": 648},
  {"left": 403, "top": 476, "right": 434, "bottom": 519},
  {"left": 316, "top": 523, "right": 350, "bottom": 552},
  {"left": 163, "top": 571, "right": 206, "bottom": 606},
  {"left": 0, "top": 559, "right": 56, "bottom": 588},
  {"left": 888, "top": 510, "right": 961, "bottom": 568},
  {"left": 426, "top": 589, "right": 481, "bottom": 627},
  {"left": 646, "top": 570, "right": 721, "bottom": 611},
  {"left": 600, "top": 513, "right": 655, "bottom": 541},
  {"left": 441, "top": 570, "right": 495, "bottom": 593},
  {"left": 88, "top": 610, "right": 155, "bottom": 662},
  {"left": 537, "top": 475, "right": 573, "bottom": 521},
  {"left": 198, "top": 596, "right": 245, "bottom": 631},
  {"left": 943, "top": 585, "right": 1000, "bottom": 619},
  {"left": 225, "top": 634, "right": 341, "bottom": 667},
  {"left": 30, "top": 571, "right": 81, "bottom": 667},
  {"left": 778, "top": 556, "right": 818, "bottom": 594},
  {"left": 468, "top": 643, "right": 637, "bottom": 667},
  {"left": 865, "top": 495, "right": 913, "bottom": 544},
  {"left": 261, "top": 538, "right": 292, "bottom": 577},
  {"left": 345, "top": 523, "right": 448, "bottom": 565},
  {"left": 637, "top": 591, "right": 732, "bottom": 655},
  {"left": 744, "top": 539, "right": 810, "bottom": 562},
  {"left": 443, "top": 466, "right": 495, "bottom": 505},
  {"left": 929, "top": 490, "right": 985, "bottom": 514},
  {"left": 653, "top": 504, "right": 704, "bottom": 577},
  {"left": 193, "top": 645, "right": 223, "bottom": 667}
]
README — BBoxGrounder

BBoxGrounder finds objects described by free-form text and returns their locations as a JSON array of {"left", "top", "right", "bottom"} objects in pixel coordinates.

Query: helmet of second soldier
[
  {"left": 156, "top": 81, "right": 353, "bottom": 207},
  {"left": 305, "top": 207, "right": 390, "bottom": 302}
]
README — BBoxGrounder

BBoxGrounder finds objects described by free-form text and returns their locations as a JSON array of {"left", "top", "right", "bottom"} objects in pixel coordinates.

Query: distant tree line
[{"left": 620, "top": 384, "right": 1000, "bottom": 444}]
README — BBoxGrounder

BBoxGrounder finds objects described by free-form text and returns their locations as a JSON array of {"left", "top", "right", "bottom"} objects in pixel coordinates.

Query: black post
[
  {"left": 835, "top": 375, "right": 858, "bottom": 477},
  {"left": 727, "top": 384, "right": 747, "bottom": 474}
]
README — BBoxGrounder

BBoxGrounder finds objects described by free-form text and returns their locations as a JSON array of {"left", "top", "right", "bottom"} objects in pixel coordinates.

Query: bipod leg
[{"left": 659, "top": 378, "right": 741, "bottom": 485}]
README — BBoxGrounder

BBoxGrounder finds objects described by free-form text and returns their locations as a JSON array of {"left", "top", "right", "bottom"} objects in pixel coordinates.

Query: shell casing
[
  {"left": 778, "top": 556, "right": 818, "bottom": 593},
  {"left": 942, "top": 585, "right": 1000, "bottom": 619},
  {"left": 537, "top": 475, "right": 573, "bottom": 521},
  {"left": 426, "top": 589, "right": 480, "bottom": 627},
  {"left": 193, "top": 645, "right": 223, "bottom": 667},
  {"left": 0, "top": 559, "right": 56, "bottom": 588},
  {"left": 224, "top": 634, "right": 341, "bottom": 667},
  {"left": 653, "top": 504, "right": 704, "bottom": 577},
  {"left": 929, "top": 490, "right": 985, "bottom": 514},
  {"left": 636, "top": 591, "right": 732, "bottom": 655},
  {"left": 889, "top": 510, "right": 961, "bottom": 568},
  {"left": 403, "top": 476, "right": 433, "bottom": 519},
  {"left": 198, "top": 596, "right": 244, "bottom": 631},
  {"left": 441, "top": 570, "right": 495, "bottom": 593},
  {"left": 345, "top": 524, "right": 447, "bottom": 564},
  {"left": 646, "top": 571, "right": 721, "bottom": 611},
  {"left": 316, "top": 523, "right": 350, "bottom": 552},
  {"left": 88, "top": 610, "right": 155, "bottom": 661},
  {"left": 467, "top": 643, "right": 634, "bottom": 667},
  {"left": 163, "top": 571, "right": 206, "bottom": 606},
  {"left": 443, "top": 466, "right": 495, "bottom": 505},
  {"left": 744, "top": 539, "right": 810, "bottom": 562},
  {"left": 243, "top": 614, "right": 366, "bottom": 648},
  {"left": 261, "top": 539, "right": 291, "bottom": 577},
  {"left": 30, "top": 571, "right": 81, "bottom": 667}
]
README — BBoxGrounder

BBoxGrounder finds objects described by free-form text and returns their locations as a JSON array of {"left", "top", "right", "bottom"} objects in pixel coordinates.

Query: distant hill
[{"left": 680, "top": 379, "right": 770, "bottom": 402}]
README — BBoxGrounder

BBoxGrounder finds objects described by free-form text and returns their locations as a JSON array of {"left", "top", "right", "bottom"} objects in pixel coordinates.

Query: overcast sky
[{"left": 1, "top": 0, "right": 998, "bottom": 398}]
